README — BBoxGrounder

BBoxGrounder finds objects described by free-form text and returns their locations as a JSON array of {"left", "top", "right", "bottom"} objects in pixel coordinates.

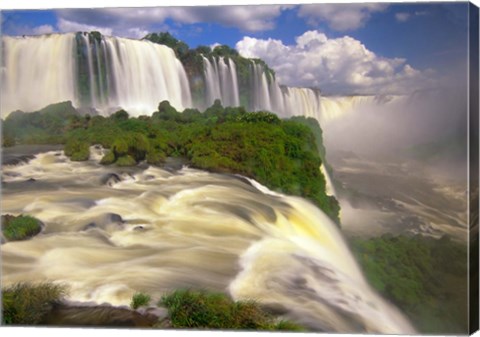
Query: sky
[{"left": 0, "top": 1, "right": 474, "bottom": 95}]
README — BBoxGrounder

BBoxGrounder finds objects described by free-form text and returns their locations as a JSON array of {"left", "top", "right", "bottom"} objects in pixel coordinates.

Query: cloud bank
[
  {"left": 236, "top": 30, "right": 437, "bottom": 94},
  {"left": 55, "top": 5, "right": 291, "bottom": 36},
  {"left": 298, "top": 4, "right": 387, "bottom": 31}
]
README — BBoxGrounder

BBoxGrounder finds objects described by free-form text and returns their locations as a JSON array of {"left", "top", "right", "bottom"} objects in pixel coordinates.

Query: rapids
[{"left": 1, "top": 146, "right": 415, "bottom": 333}]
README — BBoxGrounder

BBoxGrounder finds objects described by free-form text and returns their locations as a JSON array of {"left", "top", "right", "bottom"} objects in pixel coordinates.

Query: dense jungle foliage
[{"left": 350, "top": 234, "right": 468, "bottom": 333}]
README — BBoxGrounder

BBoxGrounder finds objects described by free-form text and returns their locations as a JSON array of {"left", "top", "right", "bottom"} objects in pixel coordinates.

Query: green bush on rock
[
  {"left": 1, "top": 214, "right": 43, "bottom": 241},
  {"left": 2, "top": 282, "right": 67, "bottom": 325},
  {"left": 130, "top": 292, "right": 151, "bottom": 309},
  {"left": 160, "top": 289, "right": 304, "bottom": 331},
  {"left": 116, "top": 155, "right": 137, "bottom": 167},
  {"left": 64, "top": 139, "right": 90, "bottom": 161},
  {"left": 100, "top": 150, "right": 116, "bottom": 165}
]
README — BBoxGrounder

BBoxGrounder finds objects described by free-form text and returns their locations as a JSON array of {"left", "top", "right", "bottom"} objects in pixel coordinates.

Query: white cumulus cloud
[
  {"left": 236, "top": 30, "right": 437, "bottom": 95},
  {"left": 57, "top": 18, "right": 113, "bottom": 36},
  {"left": 298, "top": 3, "right": 388, "bottom": 31},
  {"left": 395, "top": 12, "right": 411, "bottom": 22},
  {"left": 32, "top": 24, "right": 56, "bottom": 35},
  {"left": 55, "top": 5, "right": 291, "bottom": 36}
]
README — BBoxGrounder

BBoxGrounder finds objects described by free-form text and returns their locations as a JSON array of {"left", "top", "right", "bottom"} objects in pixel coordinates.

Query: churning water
[{"left": 1, "top": 146, "right": 415, "bottom": 333}]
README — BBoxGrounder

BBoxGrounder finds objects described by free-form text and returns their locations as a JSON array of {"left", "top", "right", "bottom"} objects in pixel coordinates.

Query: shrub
[
  {"left": 112, "top": 138, "right": 129, "bottom": 157},
  {"left": 160, "top": 289, "right": 302, "bottom": 331},
  {"left": 116, "top": 155, "right": 136, "bottom": 167},
  {"left": 146, "top": 149, "right": 166, "bottom": 165},
  {"left": 111, "top": 109, "right": 129, "bottom": 121},
  {"left": 64, "top": 139, "right": 90, "bottom": 161},
  {"left": 2, "top": 282, "right": 67, "bottom": 325},
  {"left": 130, "top": 292, "right": 151, "bottom": 309},
  {"left": 100, "top": 150, "right": 116, "bottom": 165},
  {"left": 2, "top": 214, "right": 42, "bottom": 241},
  {"left": 274, "top": 320, "right": 305, "bottom": 331}
]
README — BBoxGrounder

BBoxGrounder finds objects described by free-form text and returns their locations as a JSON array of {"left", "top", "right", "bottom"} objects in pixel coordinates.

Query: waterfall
[
  {"left": 1, "top": 33, "right": 192, "bottom": 117},
  {"left": 1, "top": 34, "right": 78, "bottom": 116},
  {"left": 202, "top": 56, "right": 240, "bottom": 107},
  {"left": 99, "top": 35, "right": 191, "bottom": 116},
  {"left": 250, "top": 62, "right": 272, "bottom": 112},
  {"left": 1, "top": 147, "right": 416, "bottom": 334}
]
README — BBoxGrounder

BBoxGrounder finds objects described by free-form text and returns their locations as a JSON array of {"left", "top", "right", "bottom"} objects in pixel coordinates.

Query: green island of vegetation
[
  {"left": 1, "top": 99, "right": 340, "bottom": 222},
  {"left": 1, "top": 214, "right": 43, "bottom": 242}
]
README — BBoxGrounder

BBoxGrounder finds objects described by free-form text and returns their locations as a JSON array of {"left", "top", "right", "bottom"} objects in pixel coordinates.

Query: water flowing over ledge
[
  {"left": 1, "top": 33, "right": 406, "bottom": 122},
  {"left": 1, "top": 146, "right": 415, "bottom": 334}
]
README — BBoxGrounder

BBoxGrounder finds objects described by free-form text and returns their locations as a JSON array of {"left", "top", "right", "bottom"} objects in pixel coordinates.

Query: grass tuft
[
  {"left": 2, "top": 282, "right": 67, "bottom": 325},
  {"left": 130, "top": 292, "right": 151, "bottom": 309},
  {"left": 160, "top": 289, "right": 303, "bottom": 331}
]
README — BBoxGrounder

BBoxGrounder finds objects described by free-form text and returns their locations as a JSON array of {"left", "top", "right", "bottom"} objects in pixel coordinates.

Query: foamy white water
[
  {"left": 1, "top": 34, "right": 78, "bottom": 115},
  {"left": 1, "top": 147, "right": 415, "bottom": 333},
  {"left": 1, "top": 34, "right": 192, "bottom": 117}
]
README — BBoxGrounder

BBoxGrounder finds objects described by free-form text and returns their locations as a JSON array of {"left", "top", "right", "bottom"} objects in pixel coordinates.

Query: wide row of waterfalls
[{"left": 1, "top": 32, "right": 403, "bottom": 122}]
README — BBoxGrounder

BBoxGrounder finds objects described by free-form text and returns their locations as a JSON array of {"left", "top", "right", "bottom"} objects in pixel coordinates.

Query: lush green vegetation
[
  {"left": 2, "top": 283, "right": 67, "bottom": 325},
  {"left": 160, "top": 289, "right": 304, "bottom": 331},
  {"left": 2, "top": 100, "right": 339, "bottom": 222},
  {"left": 1, "top": 284, "right": 303, "bottom": 330},
  {"left": 130, "top": 292, "right": 151, "bottom": 309},
  {"left": 64, "top": 138, "right": 90, "bottom": 161},
  {"left": 1, "top": 101, "right": 78, "bottom": 146},
  {"left": 1, "top": 214, "right": 43, "bottom": 241},
  {"left": 143, "top": 32, "right": 275, "bottom": 108},
  {"left": 350, "top": 234, "right": 468, "bottom": 333}
]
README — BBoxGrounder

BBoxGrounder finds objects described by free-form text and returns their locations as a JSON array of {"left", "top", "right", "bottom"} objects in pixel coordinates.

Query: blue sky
[{"left": 0, "top": 2, "right": 473, "bottom": 94}]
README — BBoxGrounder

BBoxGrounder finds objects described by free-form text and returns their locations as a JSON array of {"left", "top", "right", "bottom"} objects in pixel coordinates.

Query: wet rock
[
  {"left": 84, "top": 223, "right": 97, "bottom": 230},
  {"left": 41, "top": 303, "right": 162, "bottom": 327},
  {"left": 101, "top": 173, "right": 121, "bottom": 186},
  {"left": 3, "top": 154, "right": 35, "bottom": 166},
  {"left": 109, "top": 213, "right": 123, "bottom": 223},
  {"left": 82, "top": 213, "right": 124, "bottom": 231}
]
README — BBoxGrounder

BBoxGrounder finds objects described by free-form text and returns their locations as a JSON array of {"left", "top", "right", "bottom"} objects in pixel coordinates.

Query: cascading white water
[
  {"left": 82, "top": 34, "right": 98, "bottom": 108},
  {"left": 1, "top": 34, "right": 78, "bottom": 117},
  {"left": 250, "top": 62, "right": 272, "bottom": 112},
  {"left": 246, "top": 63, "right": 400, "bottom": 127},
  {"left": 86, "top": 35, "right": 192, "bottom": 116},
  {"left": 1, "top": 146, "right": 415, "bottom": 334},
  {"left": 1, "top": 33, "right": 192, "bottom": 117},
  {"left": 202, "top": 56, "right": 240, "bottom": 107}
]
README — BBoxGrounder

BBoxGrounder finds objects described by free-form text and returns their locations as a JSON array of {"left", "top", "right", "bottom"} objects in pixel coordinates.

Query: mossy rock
[
  {"left": 146, "top": 150, "right": 166, "bottom": 165},
  {"left": 112, "top": 139, "right": 129, "bottom": 157},
  {"left": 1, "top": 214, "right": 43, "bottom": 242},
  {"left": 100, "top": 151, "right": 116, "bottom": 165},
  {"left": 64, "top": 139, "right": 90, "bottom": 161},
  {"left": 116, "top": 155, "right": 137, "bottom": 167}
]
